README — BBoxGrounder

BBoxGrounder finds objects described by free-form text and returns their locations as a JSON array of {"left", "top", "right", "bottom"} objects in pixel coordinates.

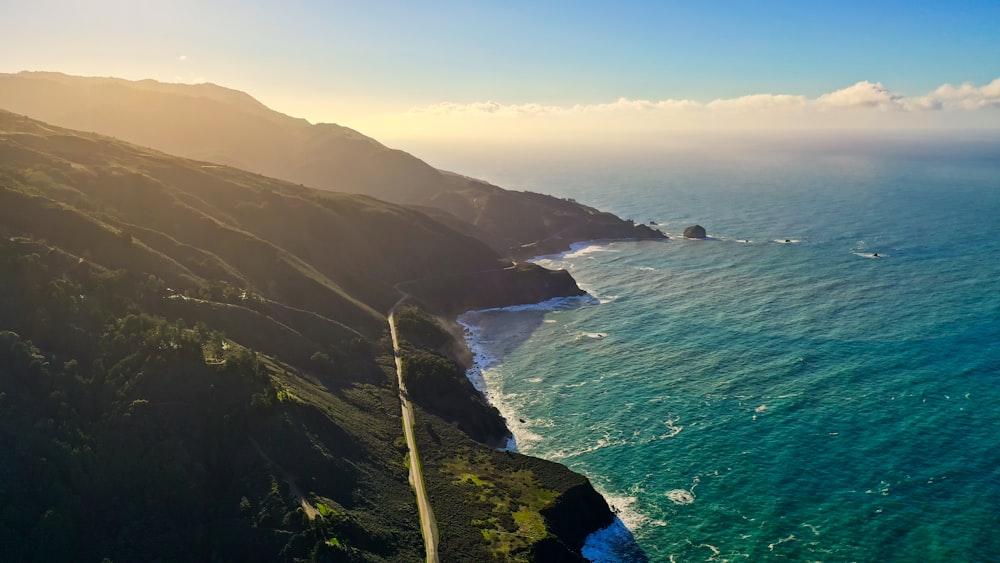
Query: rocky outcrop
[
  {"left": 402, "top": 262, "right": 585, "bottom": 316},
  {"left": 683, "top": 224, "right": 707, "bottom": 238},
  {"left": 537, "top": 481, "right": 616, "bottom": 557}
]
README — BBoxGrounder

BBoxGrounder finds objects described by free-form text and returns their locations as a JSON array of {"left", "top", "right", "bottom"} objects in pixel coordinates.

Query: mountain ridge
[{"left": 0, "top": 71, "right": 666, "bottom": 258}]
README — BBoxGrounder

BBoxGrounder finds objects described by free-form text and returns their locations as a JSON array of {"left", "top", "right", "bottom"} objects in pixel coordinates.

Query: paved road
[{"left": 388, "top": 302, "right": 440, "bottom": 563}]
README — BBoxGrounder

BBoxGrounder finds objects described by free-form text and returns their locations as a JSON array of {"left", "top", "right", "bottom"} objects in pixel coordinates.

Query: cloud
[
  {"left": 367, "top": 78, "right": 1000, "bottom": 140},
  {"left": 574, "top": 97, "right": 704, "bottom": 114},
  {"left": 706, "top": 93, "right": 808, "bottom": 112},
  {"left": 176, "top": 55, "right": 187, "bottom": 62},
  {"left": 816, "top": 81, "right": 904, "bottom": 110},
  {"left": 403, "top": 78, "right": 1000, "bottom": 120},
  {"left": 811, "top": 81, "right": 941, "bottom": 111},
  {"left": 407, "top": 97, "right": 710, "bottom": 118},
  {"left": 930, "top": 78, "right": 1000, "bottom": 109},
  {"left": 410, "top": 100, "right": 563, "bottom": 117}
]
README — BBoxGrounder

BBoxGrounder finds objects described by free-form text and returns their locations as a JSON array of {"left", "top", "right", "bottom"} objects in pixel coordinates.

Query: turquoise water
[{"left": 458, "top": 139, "right": 1000, "bottom": 562}]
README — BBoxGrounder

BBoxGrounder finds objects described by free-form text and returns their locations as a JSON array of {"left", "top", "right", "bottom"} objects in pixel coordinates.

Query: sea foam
[
  {"left": 582, "top": 517, "right": 650, "bottom": 563},
  {"left": 457, "top": 292, "right": 599, "bottom": 451}
]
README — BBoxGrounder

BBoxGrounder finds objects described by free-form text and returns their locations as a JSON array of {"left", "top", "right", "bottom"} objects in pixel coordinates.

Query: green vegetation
[
  {"left": 0, "top": 234, "right": 419, "bottom": 561},
  {"left": 441, "top": 452, "right": 557, "bottom": 558},
  {"left": 0, "top": 110, "right": 616, "bottom": 561},
  {"left": 315, "top": 502, "right": 338, "bottom": 518},
  {"left": 414, "top": 411, "right": 603, "bottom": 562},
  {"left": 393, "top": 305, "right": 454, "bottom": 353},
  {"left": 395, "top": 305, "right": 508, "bottom": 445}
]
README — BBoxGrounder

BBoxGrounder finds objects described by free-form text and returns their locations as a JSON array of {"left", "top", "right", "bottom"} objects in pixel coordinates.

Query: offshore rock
[{"left": 683, "top": 225, "right": 707, "bottom": 239}]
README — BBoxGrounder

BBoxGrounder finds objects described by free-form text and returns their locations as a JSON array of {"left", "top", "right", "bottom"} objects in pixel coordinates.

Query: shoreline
[
  {"left": 456, "top": 292, "right": 598, "bottom": 452},
  {"left": 456, "top": 239, "right": 649, "bottom": 560}
]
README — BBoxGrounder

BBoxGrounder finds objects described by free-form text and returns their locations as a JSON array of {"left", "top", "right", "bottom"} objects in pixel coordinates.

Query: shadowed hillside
[
  {"left": 0, "top": 111, "right": 626, "bottom": 561},
  {"left": 0, "top": 71, "right": 665, "bottom": 258}
]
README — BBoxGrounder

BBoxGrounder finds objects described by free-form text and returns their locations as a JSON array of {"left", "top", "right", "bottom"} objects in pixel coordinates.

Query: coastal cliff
[
  {"left": 393, "top": 291, "right": 634, "bottom": 560},
  {"left": 414, "top": 408, "right": 620, "bottom": 561},
  {"left": 0, "top": 110, "right": 623, "bottom": 561},
  {"left": 532, "top": 483, "right": 618, "bottom": 561},
  {"left": 400, "top": 262, "right": 585, "bottom": 316}
]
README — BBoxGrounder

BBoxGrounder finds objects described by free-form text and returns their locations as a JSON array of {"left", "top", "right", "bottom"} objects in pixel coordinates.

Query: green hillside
[{"left": 0, "top": 111, "right": 617, "bottom": 561}]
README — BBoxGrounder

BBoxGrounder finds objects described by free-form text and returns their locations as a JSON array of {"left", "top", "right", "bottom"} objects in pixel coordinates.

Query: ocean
[{"left": 451, "top": 135, "right": 1000, "bottom": 562}]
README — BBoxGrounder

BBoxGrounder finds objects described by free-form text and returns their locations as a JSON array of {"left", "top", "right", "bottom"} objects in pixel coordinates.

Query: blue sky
[{"left": 3, "top": 1, "right": 999, "bottom": 138}]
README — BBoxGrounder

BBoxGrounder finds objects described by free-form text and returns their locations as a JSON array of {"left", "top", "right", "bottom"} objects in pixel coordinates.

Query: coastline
[
  {"left": 456, "top": 239, "right": 651, "bottom": 561},
  {"left": 526, "top": 236, "right": 668, "bottom": 262},
  {"left": 456, "top": 239, "right": 623, "bottom": 451},
  {"left": 456, "top": 292, "right": 598, "bottom": 452}
]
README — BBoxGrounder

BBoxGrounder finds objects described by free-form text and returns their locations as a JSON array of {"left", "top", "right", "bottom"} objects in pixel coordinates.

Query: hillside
[
  {"left": 0, "top": 111, "right": 625, "bottom": 561},
  {"left": 0, "top": 71, "right": 665, "bottom": 257}
]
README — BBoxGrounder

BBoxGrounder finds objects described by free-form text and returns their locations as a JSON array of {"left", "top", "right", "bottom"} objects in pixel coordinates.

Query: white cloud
[
  {"left": 404, "top": 78, "right": 1000, "bottom": 120},
  {"left": 706, "top": 93, "right": 808, "bottom": 111},
  {"left": 176, "top": 55, "right": 188, "bottom": 62},
  {"left": 930, "top": 78, "right": 1000, "bottom": 109},
  {"left": 570, "top": 97, "right": 703, "bottom": 114},
  {"left": 412, "top": 100, "right": 565, "bottom": 117},
  {"left": 366, "top": 78, "right": 1000, "bottom": 140},
  {"left": 813, "top": 81, "right": 941, "bottom": 111},
  {"left": 816, "top": 81, "right": 904, "bottom": 110}
]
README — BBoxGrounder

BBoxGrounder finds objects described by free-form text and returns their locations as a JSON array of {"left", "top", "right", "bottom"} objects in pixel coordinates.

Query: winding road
[{"left": 388, "top": 299, "right": 440, "bottom": 563}]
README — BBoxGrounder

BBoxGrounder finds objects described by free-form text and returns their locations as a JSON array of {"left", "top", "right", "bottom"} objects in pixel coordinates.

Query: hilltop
[
  {"left": 0, "top": 111, "right": 625, "bottom": 561},
  {"left": 0, "top": 71, "right": 665, "bottom": 258}
]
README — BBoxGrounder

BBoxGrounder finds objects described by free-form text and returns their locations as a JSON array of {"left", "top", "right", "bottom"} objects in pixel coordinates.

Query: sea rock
[{"left": 683, "top": 225, "right": 707, "bottom": 239}]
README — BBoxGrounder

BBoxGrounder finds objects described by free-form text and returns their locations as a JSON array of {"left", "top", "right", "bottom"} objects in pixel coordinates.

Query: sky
[{"left": 3, "top": 0, "right": 1000, "bottom": 143}]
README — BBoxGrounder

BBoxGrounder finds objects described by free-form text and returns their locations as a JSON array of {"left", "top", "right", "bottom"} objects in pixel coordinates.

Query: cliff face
[
  {"left": 0, "top": 110, "right": 624, "bottom": 561},
  {"left": 0, "top": 72, "right": 666, "bottom": 258},
  {"left": 539, "top": 482, "right": 616, "bottom": 553}
]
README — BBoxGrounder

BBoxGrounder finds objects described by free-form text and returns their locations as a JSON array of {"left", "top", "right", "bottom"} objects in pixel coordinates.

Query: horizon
[{"left": 3, "top": 1, "right": 1000, "bottom": 146}]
